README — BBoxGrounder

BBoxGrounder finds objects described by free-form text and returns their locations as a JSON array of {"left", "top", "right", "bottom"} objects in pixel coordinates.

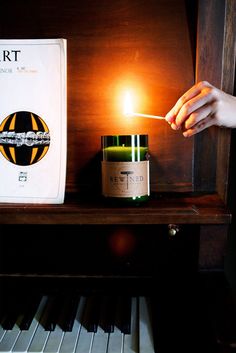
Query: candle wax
[{"left": 103, "top": 146, "right": 148, "bottom": 162}]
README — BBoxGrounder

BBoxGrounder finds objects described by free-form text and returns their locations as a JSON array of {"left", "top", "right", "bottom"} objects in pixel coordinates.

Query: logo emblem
[{"left": 0, "top": 111, "right": 50, "bottom": 166}]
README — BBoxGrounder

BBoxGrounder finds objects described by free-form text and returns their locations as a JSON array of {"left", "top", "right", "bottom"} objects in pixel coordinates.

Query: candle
[
  {"left": 101, "top": 135, "right": 150, "bottom": 204},
  {"left": 103, "top": 146, "right": 148, "bottom": 161}
]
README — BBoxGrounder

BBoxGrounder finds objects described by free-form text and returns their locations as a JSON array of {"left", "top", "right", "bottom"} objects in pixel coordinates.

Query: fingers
[
  {"left": 182, "top": 114, "right": 215, "bottom": 137},
  {"left": 165, "top": 81, "right": 214, "bottom": 125},
  {"left": 165, "top": 82, "right": 205, "bottom": 123},
  {"left": 183, "top": 103, "right": 214, "bottom": 130},
  {"left": 175, "top": 89, "right": 215, "bottom": 127},
  {"left": 165, "top": 81, "right": 218, "bottom": 136}
]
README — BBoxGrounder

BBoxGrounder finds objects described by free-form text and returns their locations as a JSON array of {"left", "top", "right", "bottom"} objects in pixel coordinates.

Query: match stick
[{"left": 130, "top": 112, "right": 165, "bottom": 120}]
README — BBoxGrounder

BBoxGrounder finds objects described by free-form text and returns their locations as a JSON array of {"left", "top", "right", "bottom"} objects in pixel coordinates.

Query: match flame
[{"left": 123, "top": 91, "right": 134, "bottom": 116}]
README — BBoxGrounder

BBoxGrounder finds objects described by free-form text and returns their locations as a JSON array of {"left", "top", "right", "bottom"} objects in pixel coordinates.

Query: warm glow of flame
[{"left": 123, "top": 91, "right": 134, "bottom": 116}]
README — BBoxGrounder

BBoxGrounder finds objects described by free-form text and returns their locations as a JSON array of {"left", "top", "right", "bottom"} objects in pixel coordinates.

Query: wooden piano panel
[
  {"left": 0, "top": 224, "right": 199, "bottom": 277},
  {"left": 0, "top": 0, "right": 233, "bottom": 203},
  {"left": 0, "top": 0, "right": 234, "bottom": 274},
  {"left": 0, "top": 0, "right": 195, "bottom": 194}
]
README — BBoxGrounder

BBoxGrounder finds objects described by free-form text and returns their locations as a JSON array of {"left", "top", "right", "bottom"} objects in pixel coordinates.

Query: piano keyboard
[{"left": 0, "top": 295, "right": 155, "bottom": 353}]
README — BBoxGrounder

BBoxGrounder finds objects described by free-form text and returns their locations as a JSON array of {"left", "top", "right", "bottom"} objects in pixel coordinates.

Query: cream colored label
[{"left": 102, "top": 161, "right": 150, "bottom": 197}]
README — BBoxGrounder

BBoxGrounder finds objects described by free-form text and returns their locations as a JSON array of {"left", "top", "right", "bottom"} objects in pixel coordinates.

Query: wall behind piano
[{"left": 0, "top": 0, "right": 196, "bottom": 195}]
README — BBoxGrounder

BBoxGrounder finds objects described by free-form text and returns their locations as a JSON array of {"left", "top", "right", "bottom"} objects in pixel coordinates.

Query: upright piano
[{"left": 0, "top": 0, "right": 236, "bottom": 352}]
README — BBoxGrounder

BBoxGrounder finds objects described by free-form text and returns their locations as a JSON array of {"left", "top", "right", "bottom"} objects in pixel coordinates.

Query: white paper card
[{"left": 0, "top": 38, "right": 67, "bottom": 203}]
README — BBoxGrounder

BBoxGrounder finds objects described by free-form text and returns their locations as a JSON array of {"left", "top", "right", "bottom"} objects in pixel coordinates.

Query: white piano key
[
  {"left": 139, "top": 297, "right": 155, "bottom": 353},
  {"left": 59, "top": 297, "right": 85, "bottom": 353},
  {"left": 107, "top": 326, "right": 123, "bottom": 353},
  {"left": 90, "top": 325, "right": 109, "bottom": 353},
  {"left": 12, "top": 297, "right": 47, "bottom": 353},
  {"left": 42, "top": 325, "right": 64, "bottom": 353},
  {"left": 27, "top": 301, "right": 50, "bottom": 353},
  {"left": 0, "top": 328, "right": 6, "bottom": 343},
  {"left": 123, "top": 297, "right": 138, "bottom": 353},
  {"left": 75, "top": 326, "right": 94, "bottom": 353},
  {"left": 0, "top": 325, "right": 21, "bottom": 352}
]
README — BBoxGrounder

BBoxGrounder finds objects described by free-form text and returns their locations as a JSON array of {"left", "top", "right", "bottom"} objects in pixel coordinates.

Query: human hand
[{"left": 165, "top": 81, "right": 236, "bottom": 137}]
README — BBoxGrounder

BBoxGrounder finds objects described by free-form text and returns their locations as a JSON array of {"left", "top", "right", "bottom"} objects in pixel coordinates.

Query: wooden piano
[{"left": 0, "top": 0, "right": 235, "bottom": 352}]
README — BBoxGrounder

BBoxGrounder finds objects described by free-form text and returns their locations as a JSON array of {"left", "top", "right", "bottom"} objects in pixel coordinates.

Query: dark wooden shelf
[{"left": 0, "top": 192, "right": 231, "bottom": 225}]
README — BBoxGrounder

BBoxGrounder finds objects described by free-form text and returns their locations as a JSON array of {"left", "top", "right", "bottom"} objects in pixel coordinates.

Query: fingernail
[
  {"left": 165, "top": 113, "right": 175, "bottom": 123},
  {"left": 171, "top": 123, "right": 180, "bottom": 130},
  {"left": 183, "top": 131, "right": 190, "bottom": 137}
]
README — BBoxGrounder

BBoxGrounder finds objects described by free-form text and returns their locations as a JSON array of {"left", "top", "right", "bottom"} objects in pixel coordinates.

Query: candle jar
[{"left": 101, "top": 134, "right": 150, "bottom": 205}]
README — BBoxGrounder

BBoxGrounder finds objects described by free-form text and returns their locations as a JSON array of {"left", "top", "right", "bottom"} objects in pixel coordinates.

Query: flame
[{"left": 123, "top": 91, "right": 134, "bottom": 116}]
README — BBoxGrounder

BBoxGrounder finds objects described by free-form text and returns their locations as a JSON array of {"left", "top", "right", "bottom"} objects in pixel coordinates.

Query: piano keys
[{"left": 0, "top": 294, "right": 155, "bottom": 353}]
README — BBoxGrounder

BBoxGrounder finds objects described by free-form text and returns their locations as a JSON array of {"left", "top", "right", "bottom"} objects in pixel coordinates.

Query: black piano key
[
  {"left": 59, "top": 294, "right": 80, "bottom": 332},
  {"left": 117, "top": 296, "right": 131, "bottom": 334},
  {"left": 0, "top": 290, "right": 8, "bottom": 322},
  {"left": 19, "top": 294, "right": 42, "bottom": 330},
  {"left": 1, "top": 293, "right": 23, "bottom": 330},
  {"left": 100, "top": 296, "right": 116, "bottom": 333},
  {"left": 1, "top": 313, "right": 18, "bottom": 330},
  {"left": 83, "top": 295, "right": 101, "bottom": 333},
  {"left": 43, "top": 294, "right": 63, "bottom": 331}
]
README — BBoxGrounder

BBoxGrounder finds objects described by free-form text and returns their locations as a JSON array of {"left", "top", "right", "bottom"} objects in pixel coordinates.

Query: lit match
[{"left": 123, "top": 91, "right": 165, "bottom": 120}]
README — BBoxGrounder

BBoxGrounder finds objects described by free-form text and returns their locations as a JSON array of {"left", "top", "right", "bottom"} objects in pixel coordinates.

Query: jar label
[{"left": 102, "top": 161, "right": 150, "bottom": 197}]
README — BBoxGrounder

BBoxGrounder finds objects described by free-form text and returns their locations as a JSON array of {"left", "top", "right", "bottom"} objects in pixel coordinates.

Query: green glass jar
[{"left": 101, "top": 134, "right": 150, "bottom": 205}]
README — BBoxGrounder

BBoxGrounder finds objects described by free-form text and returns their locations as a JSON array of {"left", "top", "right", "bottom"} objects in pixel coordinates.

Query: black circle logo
[{"left": 0, "top": 111, "right": 50, "bottom": 166}]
